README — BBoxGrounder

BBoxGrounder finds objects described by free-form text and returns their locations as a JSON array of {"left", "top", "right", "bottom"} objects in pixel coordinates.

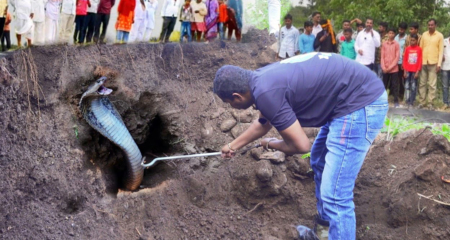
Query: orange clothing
[
  {"left": 4, "top": 12, "right": 10, "bottom": 31},
  {"left": 218, "top": 3, "right": 228, "bottom": 23},
  {"left": 115, "top": 11, "right": 134, "bottom": 32}
]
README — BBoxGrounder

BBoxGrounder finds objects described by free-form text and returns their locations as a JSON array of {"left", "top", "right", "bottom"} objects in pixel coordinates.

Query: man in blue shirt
[
  {"left": 299, "top": 21, "right": 315, "bottom": 54},
  {"left": 213, "top": 52, "right": 388, "bottom": 240}
]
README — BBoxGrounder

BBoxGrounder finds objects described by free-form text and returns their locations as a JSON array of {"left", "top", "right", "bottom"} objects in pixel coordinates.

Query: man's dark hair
[
  {"left": 410, "top": 22, "right": 419, "bottom": 29},
  {"left": 319, "top": 19, "right": 328, "bottom": 25},
  {"left": 428, "top": 18, "right": 437, "bottom": 25},
  {"left": 379, "top": 22, "right": 388, "bottom": 29},
  {"left": 284, "top": 14, "right": 292, "bottom": 21},
  {"left": 366, "top": 17, "right": 373, "bottom": 22},
  {"left": 410, "top": 34, "right": 419, "bottom": 40},
  {"left": 213, "top": 65, "right": 253, "bottom": 100},
  {"left": 312, "top": 11, "right": 321, "bottom": 18},
  {"left": 387, "top": 28, "right": 396, "bottom": 34},
  {"left": 344, "top": 28, "right": 353, "bottom": 34},
  {"left": 357, "top": 23, "right": 365, "bottom": 28},
  {"left": 304, "top": 21, "right": 313, "bottom": 27},
  {"left": 399, "top": 22, "right": 408, "bottom": 30},
  {"left": 343, "top": 19, "right": 351, "bottom": 24}
]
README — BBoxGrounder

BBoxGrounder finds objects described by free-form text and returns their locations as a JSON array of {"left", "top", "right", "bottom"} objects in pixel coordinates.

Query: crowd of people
[
  {"left": 0, "top": 0, "right": 243, "bottom": 49},
  {"left": 277, "top": 11, "right": 448, "bottom": 110}
]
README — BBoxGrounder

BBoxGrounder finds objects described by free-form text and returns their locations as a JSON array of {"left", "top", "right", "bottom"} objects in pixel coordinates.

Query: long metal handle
[{"left": 141, "top": 152, "right": 222, "bottom": 168}]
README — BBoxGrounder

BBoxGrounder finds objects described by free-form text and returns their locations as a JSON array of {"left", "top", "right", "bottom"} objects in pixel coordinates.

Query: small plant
[
  {"left": 73, "top": 125, "right": 79, "bottom": 139},
  {"left": 301, "top": 152, "right": 311, "bottom": 159},
  {"left": 365, "top": 225, "right": 370, "bottom": 231}
]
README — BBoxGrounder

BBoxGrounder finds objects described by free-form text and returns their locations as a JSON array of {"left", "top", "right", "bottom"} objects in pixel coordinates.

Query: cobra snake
[{"left": 79, "top": 77, "right": 144, "bottom": 191}]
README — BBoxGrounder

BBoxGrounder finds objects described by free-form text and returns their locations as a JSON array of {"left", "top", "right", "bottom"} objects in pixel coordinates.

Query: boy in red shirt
[
  {"left": 217, "top": 0, "right": 228, "bottom": 40},
  {"left": 403, "top": 34, "right": 422, "bottom": 107}
]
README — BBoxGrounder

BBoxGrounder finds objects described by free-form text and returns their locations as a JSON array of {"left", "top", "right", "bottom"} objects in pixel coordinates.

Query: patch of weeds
[{"left": 381, "top": 116, "right": 450, "bottom": 142}]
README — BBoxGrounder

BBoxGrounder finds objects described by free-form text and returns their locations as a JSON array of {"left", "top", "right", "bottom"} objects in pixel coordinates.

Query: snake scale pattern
[{"left": 79, "top": 78, "right": 144, "bottom": 191}]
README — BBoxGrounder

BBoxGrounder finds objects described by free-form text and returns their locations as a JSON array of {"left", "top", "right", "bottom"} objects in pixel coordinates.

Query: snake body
[{"left": 79, "top": 78, "right": 143, "bottom": 191}]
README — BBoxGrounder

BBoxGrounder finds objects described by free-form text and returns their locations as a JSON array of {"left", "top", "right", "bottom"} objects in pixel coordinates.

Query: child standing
[
  {"left": 217, "top": 0, "right": 227, "bottom": 40},
  {"left": 298, "top": 21, "right": 314, "bottom": 54},
  {"left": 340, "top": 28, "right": 356, "bottom": 59},
  {"left": 116, "top": 0, "right": 136, "bottom": 43},
  {"left": 74, "top": 0, "right": 91, "bottom": 44},
  {"left": 179, "top": 0, "right": 192, "bottom": 42},
  {"left": 2, "top": 6, "right": 10, "bottom": 51},
  {"left": 381, "top": 28, "right": 400, "bottom": 107},
  {"left": 403, "top": 34, "right": 422, "bottom": 108}
]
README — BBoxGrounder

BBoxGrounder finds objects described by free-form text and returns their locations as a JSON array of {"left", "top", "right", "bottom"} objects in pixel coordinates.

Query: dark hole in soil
[
  {"left": 138, "top": 114, "right": 174, "bottom": 155},
  {"left": 138, "top": 114, "right": 180, "bottom": 188}
]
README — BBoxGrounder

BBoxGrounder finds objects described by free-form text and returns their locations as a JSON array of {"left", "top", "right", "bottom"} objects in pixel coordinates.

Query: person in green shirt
[{"left": 340, "top": 28, "right": 356, "bottom": 60}]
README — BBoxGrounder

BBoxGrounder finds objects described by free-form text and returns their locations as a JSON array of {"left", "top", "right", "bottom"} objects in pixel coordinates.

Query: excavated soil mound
[{"left": 1, "top": 29, "right": 450, "bottom": 239}]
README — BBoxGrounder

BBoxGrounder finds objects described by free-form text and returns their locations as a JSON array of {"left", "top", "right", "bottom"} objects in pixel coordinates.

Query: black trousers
[
  {"left": 2, "top": 30, "right": 10, "bottom": 51},
  {"left": 74, "top": 15, "right": 87, "bottom": 43},
  {"left": 83, "top": 12, "right": 97, "bottom": 43},
  {"left": 159, "top": 16, "right": 177, "bottom": 42},
  {"left": 0, "top": 17, "right": 5, "bottom": 51},
  {"left": 383, "top": 72, "right": 400, "bottom": 103},
  {"left": 94, "top": 13, "right": 110, "bottom": 43}
]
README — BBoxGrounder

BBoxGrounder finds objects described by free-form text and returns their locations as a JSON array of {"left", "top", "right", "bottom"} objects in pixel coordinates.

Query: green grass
[{"left": 381, "top": 116, "right": 450, "bottom": 141}]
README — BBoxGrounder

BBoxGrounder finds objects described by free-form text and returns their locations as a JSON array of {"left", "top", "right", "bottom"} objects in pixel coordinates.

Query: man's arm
[
  {"left": 392, "top": 43, "right": 400, "bottom": 71},
  {"left": 438, "top": 34, "right": 444, "bottom": 71},
  {"left": 294, "top": 30, "right": 300, "bottom": 55},
  {"left": 313, "top": 32, "right": 321, "bottom": 49},
  {"left": 373, "top": 31, "right": 381, "bottom": 47},
  {"left": 380, "top": 43, "right": 386, "bottom": 72},
  {"left": 265, "top": 120, "right": 311, "bottom": 155},
  {"left": 221, "top": 113, "right": 272, "bottom": 158}
]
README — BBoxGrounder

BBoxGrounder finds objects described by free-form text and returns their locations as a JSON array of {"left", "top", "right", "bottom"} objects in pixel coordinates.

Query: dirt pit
[{"left": 1, "top": 29, "right": 450, "bottom": 239}]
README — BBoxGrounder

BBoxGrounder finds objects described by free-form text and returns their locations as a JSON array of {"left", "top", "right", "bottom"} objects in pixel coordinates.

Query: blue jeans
[
  {"left": 310, "top": 91, "right": 388, "bottom": 240},
  {"left": 180, "top": 21, "right": 192, "bottom": 42},
  {"left": 442, "top": 70, "right": 450, "bottom": 105},
  {"left": 218, "top": 22, "right": 225, "bottom": 40},
  {"left": 116, "top": 30, "right": 129, "bottom": 43},
  {"left": 405, "top": 72, "right": 418, "bottom": 105}
]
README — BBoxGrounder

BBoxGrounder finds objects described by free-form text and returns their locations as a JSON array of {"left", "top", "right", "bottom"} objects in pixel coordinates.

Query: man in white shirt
[
  {"left": 11, "top": 0, "right": 35, "bottom": 47},
  {"left": 311, "top": 11, "right": 322, "bottom": 37},
  {"left": 442, "top": 36, "right": 450, "bottom": 108},
  {"left": 59, "top": 0, "right": 76, "bottom": 43},
  {"left": 45, "top": 0, "right": 61, "bottom": 44},
  {"left": 31, "top": 0, "right": 45, "bottom": 45},
  {"left": 129, "top": 0, "right": 146, "bottom": 42},
  {"left": 159, "top": 0, "right": 179, "bottom": 43},
  {"left": 354, "top": 18, "right": 381, "bottom": 70},
  {"left": 277, "top": 14, "right": 299, "bottom": 59},
  {"left": 144, "top": 0, "right": 158, "bottom": 41},
  {"left": 84, "top": 0, "right": 99, "bottom": 43}
]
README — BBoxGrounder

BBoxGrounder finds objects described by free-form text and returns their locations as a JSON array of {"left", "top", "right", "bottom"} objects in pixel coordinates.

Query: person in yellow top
[{"left": 419, "top": 18, "right": 444, "bottom": 110}]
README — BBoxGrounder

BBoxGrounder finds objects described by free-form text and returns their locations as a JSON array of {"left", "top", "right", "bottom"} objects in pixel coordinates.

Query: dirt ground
[{"left": 1, "top": 29, "right": 450, "bottom": 240}]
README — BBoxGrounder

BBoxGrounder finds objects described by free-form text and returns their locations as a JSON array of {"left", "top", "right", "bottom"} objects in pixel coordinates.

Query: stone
[
  {"left": 250, "top": 148, "right": 263, "bottom": 160},
  {"left": 220, "top": 119, "right": 237, "bottom": 132},
  {"left": 413, "top": 158, "right": 447, "bottom": 182},
  {"left": 184, "top": 143, "right": 197, "bottom": 154},
  {"left": 231, "top": 109, "right": 254, "bottom": 123},
  {"left": 201, "top": 122, "right": 214, "bottom": 138},
  {"left": 211, "top": 107, "right": 225, "bottom": 119},
  {"left": 255, "top": 160, "right": 273, "bottom": 182},
  {"left": 303, "top": 128, "right": 319, "bottom": 138},
  {"left": 230, "top": 123, "right": 251, "bottom": 138},
  {"left": 260, "top": 151, "right": 285, "bottom": 164}
]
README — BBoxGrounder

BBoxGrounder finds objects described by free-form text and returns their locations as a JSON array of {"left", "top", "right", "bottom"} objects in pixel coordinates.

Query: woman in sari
[
  {"left": 115, "top": 0, "right": 135, "bottom": 43},
  {"left": 204, "top": 0, "right": 218, "bottom": 41}
]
